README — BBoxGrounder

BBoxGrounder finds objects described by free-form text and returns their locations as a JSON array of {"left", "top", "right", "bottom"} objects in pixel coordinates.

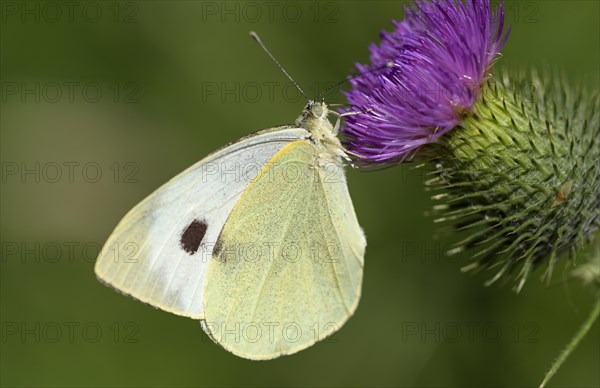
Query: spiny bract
[{"left": 427, "top": 71, "right": 600, "bottom": 291}]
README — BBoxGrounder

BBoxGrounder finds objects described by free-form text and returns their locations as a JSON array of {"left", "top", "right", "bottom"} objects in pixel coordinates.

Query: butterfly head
[{"left": 296, "top": 100, "right": 333, "bottom": 133}]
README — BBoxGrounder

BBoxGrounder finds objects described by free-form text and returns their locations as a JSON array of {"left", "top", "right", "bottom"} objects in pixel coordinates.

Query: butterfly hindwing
[
  {"left": 94, "top": 127, "right": 308, "bottom": 318},
  {"left": 202, "top": 140, "right": 366, "bottom": 359}
]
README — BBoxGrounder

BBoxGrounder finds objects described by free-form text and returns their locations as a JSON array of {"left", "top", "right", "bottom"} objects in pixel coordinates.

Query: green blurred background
[{"left": 1, "top": 0, "right": 598, "bottom": 387}]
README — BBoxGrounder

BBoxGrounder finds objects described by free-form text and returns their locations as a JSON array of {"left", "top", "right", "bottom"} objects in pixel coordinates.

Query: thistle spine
[{"left": 428, "top": 71, "right": 600, "bottom": 290}]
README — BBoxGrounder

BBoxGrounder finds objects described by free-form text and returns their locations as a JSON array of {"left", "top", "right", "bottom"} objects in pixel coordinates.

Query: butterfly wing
[
  {"left": 95, "top": 127, "right": 309, "bottom": 319},
  {"left": 202, "top": 140, "right": 366, "bottom": 359}
]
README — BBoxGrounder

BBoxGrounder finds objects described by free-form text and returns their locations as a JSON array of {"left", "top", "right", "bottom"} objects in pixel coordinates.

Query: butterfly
[{"left": 94, "top": 33, "right": 366, "bottom": 360}]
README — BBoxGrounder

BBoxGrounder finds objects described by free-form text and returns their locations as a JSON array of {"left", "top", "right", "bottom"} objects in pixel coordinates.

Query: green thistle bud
[{"left": 427, "top": 71, "right": 600, "bottom": 291}]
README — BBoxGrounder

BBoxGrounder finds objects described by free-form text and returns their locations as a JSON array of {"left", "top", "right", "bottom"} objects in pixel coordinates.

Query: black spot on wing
[
  {"left": 213, "top": 239, "right": 223, "bottom": 257},
  {"left": 212, "top": 227, "right": 229, "bottom": 263},
  {"left": 213, "top": 237, "right": 229, "bottom": 263},
  {"left": 180, "top": 219, "right": 208, "bottom": 254}
]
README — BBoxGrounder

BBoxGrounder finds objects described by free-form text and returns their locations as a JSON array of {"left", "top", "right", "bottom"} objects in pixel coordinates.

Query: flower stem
[{"left": 539, "top": 296, "right": 600, "bottom": 388}]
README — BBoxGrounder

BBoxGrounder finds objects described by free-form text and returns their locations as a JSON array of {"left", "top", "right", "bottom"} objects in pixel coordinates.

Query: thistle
[
  {"left": 343, "top": 0, "right": 509, "bottom": 163},
  {"left": 341, "top": 0, "right": 599, "bottom": 385},
  {"left": 341, "top": 0, "right": 599, "bottom": 290}
]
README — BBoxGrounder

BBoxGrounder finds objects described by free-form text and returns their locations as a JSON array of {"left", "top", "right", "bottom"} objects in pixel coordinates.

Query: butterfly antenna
[
  {"left": 316, "top": 61, "right": 394, "bottom": 100},
  {"left": 250, "top": 31, "right": 309, "bottom": 101}
]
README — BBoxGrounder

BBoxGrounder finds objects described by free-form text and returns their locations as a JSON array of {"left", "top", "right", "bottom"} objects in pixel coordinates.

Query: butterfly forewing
[{"left": 95, "top": 127, "right": 308, "bottom": 318}]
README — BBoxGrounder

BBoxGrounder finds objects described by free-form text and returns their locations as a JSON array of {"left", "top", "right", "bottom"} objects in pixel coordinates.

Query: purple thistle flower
[{"left": 342, "top": 0, "right": 510, "bottom": 164}]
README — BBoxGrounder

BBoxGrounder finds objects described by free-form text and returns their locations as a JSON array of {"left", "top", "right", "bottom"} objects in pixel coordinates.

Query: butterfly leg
[{"left": 329, "top": 109, "right": 371, "bottom": 135}]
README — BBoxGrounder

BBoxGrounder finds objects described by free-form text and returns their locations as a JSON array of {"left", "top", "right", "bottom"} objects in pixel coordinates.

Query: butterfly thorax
[{"left": 295, "top": 101, "right": 345, "bottom": 164}]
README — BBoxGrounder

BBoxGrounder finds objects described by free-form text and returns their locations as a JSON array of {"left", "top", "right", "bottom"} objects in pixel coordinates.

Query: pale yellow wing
[{"left": 202, "top": 141, "right": 366, "bottom": 359}]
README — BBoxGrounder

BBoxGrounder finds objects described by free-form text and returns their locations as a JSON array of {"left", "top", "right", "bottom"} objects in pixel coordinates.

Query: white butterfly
[{"left": 95, "top": 34, "right": 366, "bottom": 360}]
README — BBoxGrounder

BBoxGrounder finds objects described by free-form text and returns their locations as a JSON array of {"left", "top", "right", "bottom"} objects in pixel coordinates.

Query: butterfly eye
[{"left": 313, "top": 104, "right": 324, "bottom": 118}]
